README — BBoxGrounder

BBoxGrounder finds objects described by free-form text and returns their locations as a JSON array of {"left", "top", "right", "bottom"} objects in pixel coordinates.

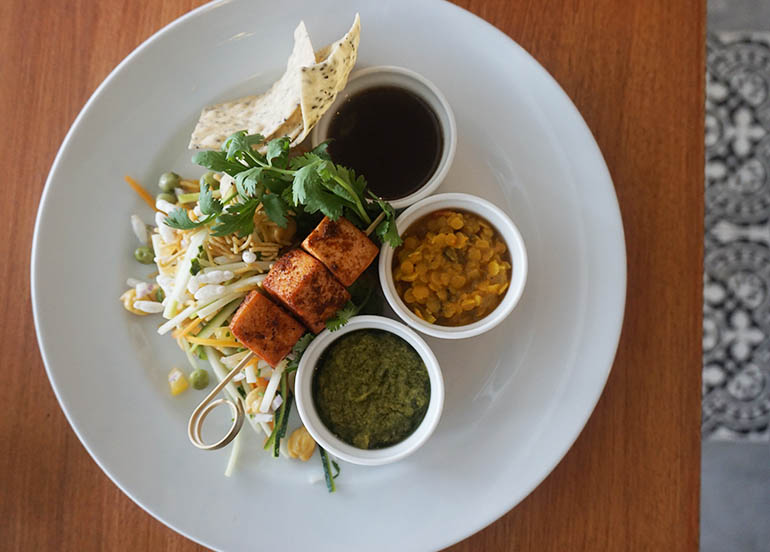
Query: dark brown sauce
[{"left": 326, "top": 86, "right": 443, "bottom": 200}]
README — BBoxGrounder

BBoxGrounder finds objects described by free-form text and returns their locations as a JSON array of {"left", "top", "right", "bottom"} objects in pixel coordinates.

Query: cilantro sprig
[
  {"left": 325, "top": 273, "right": 377, "bottom": 331},
  {"left": 164, "top": 131, "right": 402, "bottom": 247}
]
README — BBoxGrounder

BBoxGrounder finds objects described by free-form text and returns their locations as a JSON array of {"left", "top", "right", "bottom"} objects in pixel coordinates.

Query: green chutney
[{"left": 312, "top": 329, "right": 430, "bottom": 449}]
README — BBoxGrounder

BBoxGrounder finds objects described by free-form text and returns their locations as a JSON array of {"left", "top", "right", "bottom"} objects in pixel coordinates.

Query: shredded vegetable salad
[
  {"left": 121, "top": 170, "right": 309, "bottom": 474},
  {"left": 120, "top": 133, "right": 396, "bottom": 490}
]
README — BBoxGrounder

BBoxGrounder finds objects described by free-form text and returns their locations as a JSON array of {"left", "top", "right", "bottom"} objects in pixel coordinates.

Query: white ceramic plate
[{"left": 31, "top": 1, "right": 626, "bottom": 551}]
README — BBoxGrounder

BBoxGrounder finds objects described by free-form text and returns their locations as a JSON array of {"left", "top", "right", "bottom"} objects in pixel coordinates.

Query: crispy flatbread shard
[
  {"left": 297, "top": 14, "right": 361, "bottom": 143},
  {"left": 188, "top": 22, "right": 315, "bottom": 150}
]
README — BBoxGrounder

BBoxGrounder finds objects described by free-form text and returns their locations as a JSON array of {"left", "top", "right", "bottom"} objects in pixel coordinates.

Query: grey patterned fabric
[{"left": 704, "top": 32, "right": 770, "bottom": 441}]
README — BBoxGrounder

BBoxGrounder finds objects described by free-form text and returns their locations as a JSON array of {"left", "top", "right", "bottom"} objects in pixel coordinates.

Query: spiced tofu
[
  {"left": 263, "top": 249, "right": 350, "bottom": 333},
  {"left": 301, "top": 216, "right": 380, "bottom": 286},
  {"left": 229, "top": 291, "right": 306, "bottom": 367}
]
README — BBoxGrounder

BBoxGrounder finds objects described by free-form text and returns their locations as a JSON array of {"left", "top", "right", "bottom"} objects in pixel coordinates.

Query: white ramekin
[
  {"left": 294, "top": 315, "right": 444, "bottom": 466},
  {"left": 379, "top": 193, "right": 528, "bottom": 339},
  {"left": 311, "top": 65, "right": 457, "bottom": 209}
]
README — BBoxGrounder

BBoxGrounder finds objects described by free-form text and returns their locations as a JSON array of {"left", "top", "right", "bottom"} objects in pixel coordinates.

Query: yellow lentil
[{"left": 393, "top": 209, "right": 512, "bottom": 326}]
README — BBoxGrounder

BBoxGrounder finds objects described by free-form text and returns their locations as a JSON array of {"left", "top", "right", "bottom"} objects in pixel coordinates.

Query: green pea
[
  {"left": 158, "top": 172, "right": 180, "bottom": 192},
  {"left": 134, "top": 246, "right": 154, "bottom": 264},
  {"left": 156, "top": 192, "right": 177, "bottom": 204},
  {"left": 200, "top": 171, "right": 217, "bottom": 189},
  {"left": 189, "top": 369, "right": 210, "bottom": 390}
]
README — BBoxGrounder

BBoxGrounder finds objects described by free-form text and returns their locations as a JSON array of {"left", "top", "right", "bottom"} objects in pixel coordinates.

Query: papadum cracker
[
  {"left": 189, "top": 15, "right": 360, "bottom": 150},
  {"left": 297, "top": 14, "right": 360, "bottom": 142},
  {"left": 189, "top": 21, "right": 315, "bottom": 149}
]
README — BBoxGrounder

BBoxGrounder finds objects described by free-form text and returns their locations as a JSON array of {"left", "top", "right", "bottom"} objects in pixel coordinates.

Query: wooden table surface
[{"left": 0, "top": 0, "right": 704, "bottom": 550}]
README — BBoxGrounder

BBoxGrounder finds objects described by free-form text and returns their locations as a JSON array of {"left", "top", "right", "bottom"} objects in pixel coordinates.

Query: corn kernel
[{"left": 168, "top": 367, "right": 189, "bottom": 396}]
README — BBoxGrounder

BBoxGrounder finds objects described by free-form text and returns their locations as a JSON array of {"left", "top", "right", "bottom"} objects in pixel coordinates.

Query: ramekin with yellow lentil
[{"left": 392, "top": 210, "right": 511, "bottom": 326}]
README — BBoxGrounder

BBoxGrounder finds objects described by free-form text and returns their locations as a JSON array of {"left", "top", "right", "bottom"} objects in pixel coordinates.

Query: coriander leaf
[
  {"left": 292, "top": 164, "right": 317, "bottom": 205},
  {"left": 223, "top": 131, "right": 265, "bottom": 162},
  {"left": 235, "top": 167, "right": 263, "bottom": 198},
  {"left": 292, "top": 165, "right": 345, "bottom": 220},
  {"left": 376, "top": 217, "right": 402, "bottom": 248},
  {"left": 266, "top": 137, "right": 290, "bottom": 168},
  {"left": 190, "top": 257, "right": 202, "bottom": 275},
  {"left": 314, "top": 162, "right": 371, "bottom": 224},
  {"left": 261, "top": 193, "right": 289, "bottom": 228},
  {"left": 292, "top": 333, "right": 314, "bottom": 358},
  {"left": 325, "top": 300, "right": 360, "bottom": 331},
  {"left": 331, "top": 460, "right": 340, "bottom": 479},
  {"left": 326, "top": 278, "right": 376, "bottom": 331},
  {"left": 329, "top": 164, "right": 367, "bottom": 198},
  {"left": 311, "top": 141, "right": 332, "bottom": 160},
  {"left": 165, "top": 207, "right": 207, "bottom": 230},
  {"left": 262, "top": 172, "right": 292, "bottom": 195},
  {"left": 286, "top": 333, "right": 314, "bottom": 373},
  {"left": 370, "top": 193, "right": 395, "bottom": 219},
  {"left": 289, "top": 151, "right": 323, "bottom": 170},
  {"left": 192, "top": 151, "right": 245, "bottom": 176},
  {"left": 369, "top": 193, "right": 402, "bottom": 247},
  {"left": 316, "top": 162, "right": 357, "bottom": 204},
  {"left": 198, "top": 180, "right": 222, "bottom": 216},
  {"left": 211, "top": 199, "right": 258, "bottom": 237}
]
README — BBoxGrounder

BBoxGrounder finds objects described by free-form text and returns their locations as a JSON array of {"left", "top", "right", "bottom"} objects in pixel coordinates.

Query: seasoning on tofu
[
  {"left": 229, "top": 290, "right": 307, "bottom": 367},
  {"left": 392, "top": 209, "right": 511, "bottom": 326},
  {"left": 263, "top": 249, "right": 351, "bottom": 333},
  {"left": 312, "top": 329, "right": 430, "bottom": 449},
  {"left": 302, "top": 216, "right": 380, "bottom": 286}
]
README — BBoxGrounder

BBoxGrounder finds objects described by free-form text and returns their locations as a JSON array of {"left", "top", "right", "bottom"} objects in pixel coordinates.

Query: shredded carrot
[
  {"left": 184, "top": 335, "right": 242, "bottom": 348},
  {"left": 173, "top": 317, "right": 203, "bottom": 339},
  {"left": 124, "top": 175, "right": 160, "bottom": 212},
  {"left": 257, "top": 377, "right": 269, "bottom": 387}
]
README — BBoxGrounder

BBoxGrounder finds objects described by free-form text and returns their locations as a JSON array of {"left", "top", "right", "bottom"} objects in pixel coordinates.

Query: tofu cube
[
  {"left": 263, "top": 249, "right": 351, "bottom": 333},
  {"left": 302, "top": 216, "right": 380, "bottom": 286},
  {"left": 229, "top": 291, "right": 306, "bottom": 367}
]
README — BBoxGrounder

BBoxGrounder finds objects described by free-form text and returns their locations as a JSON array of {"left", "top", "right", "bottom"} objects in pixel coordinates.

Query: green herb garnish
[
  {"left": 325, "top": 277, "right": 375, "bottom": 331},
  {"left": 164, "top": 131, "right": 401, "bottom": 247},
  {"left": 286, "top": 333, "right": 314, "bottom": 373}
]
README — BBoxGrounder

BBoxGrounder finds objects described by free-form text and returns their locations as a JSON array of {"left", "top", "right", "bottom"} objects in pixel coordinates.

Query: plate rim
[{"left": 31, "top": 0, "right": 627, "bottom": 549}]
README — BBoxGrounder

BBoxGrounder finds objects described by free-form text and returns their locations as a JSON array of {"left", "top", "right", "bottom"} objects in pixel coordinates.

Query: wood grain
[{"left": 0, "top": 1, "right": 704, "bottom": 550}]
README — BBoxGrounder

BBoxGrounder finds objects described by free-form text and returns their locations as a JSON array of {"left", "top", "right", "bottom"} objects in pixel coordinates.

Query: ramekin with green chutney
[{"left": 295, "top": 316, "right": 444, "bottom": 466}]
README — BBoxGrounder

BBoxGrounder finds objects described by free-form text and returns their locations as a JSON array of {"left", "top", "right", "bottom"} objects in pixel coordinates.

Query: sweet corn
[{"left": 168, "top": 367, "right": 189, "bottom": 396}]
